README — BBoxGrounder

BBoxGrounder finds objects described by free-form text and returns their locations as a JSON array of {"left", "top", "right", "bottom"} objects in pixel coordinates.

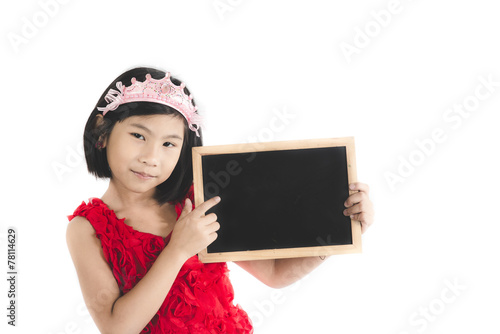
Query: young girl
[{"left": 66, "top": 67, "right": 374, "bottom": 333}]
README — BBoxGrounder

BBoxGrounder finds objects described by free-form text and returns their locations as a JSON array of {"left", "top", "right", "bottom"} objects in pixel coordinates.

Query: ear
[
  {"left": 94, "top": 114, "right": 108, "bottom": 148},
  {"left": 97, "top": 135, "right": 107, "bottom": 149},
  {"left": 94, "top": 113, "right": 105, "bottom": 127}
]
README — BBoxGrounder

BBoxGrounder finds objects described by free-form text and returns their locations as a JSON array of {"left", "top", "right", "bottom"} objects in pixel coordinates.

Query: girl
[{"left": 66, "top": 67, "right": 374, "bottom": 333}]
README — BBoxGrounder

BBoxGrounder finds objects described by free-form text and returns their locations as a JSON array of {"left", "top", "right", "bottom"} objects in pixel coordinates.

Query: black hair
[{"left": 83, "top": 66, "right": 202, "bottom": 205}]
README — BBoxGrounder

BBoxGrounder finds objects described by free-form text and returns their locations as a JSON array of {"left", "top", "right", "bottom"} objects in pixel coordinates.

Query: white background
[{"left": 1, "top": 0, "right": 499, "bottom": 333}]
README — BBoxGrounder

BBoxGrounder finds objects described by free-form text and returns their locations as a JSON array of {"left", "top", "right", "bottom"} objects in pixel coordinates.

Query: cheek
[
  {"left": 106, "top": 151, "right": 121, "bottom": 175},
  {"left": 163, "top": 150, "right": 182, "bottom": 173},
  {"left": 106, "top": 142, "right": 130, "bottom": 172}
]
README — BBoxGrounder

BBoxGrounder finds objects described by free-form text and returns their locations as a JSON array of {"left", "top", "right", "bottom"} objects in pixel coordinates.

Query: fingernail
[
  {"left": 215, "top": 196, "right": 221, "bottom": 202},
  {"left": 350, "top": 215, "right": 354, "bottom": 219},
  {"left": 349, "top": 184, "right": 355, "bottom": 190}
]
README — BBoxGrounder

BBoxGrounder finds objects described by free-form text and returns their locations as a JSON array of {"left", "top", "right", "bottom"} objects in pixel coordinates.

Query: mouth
[{"left": 132, "top": 170, "right": 156, "bottom": 180}]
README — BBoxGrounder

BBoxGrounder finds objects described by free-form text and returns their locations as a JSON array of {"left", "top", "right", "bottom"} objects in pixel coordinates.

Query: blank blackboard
[{"left": 192, "top": 137, "right": 361, "bottom": 263}]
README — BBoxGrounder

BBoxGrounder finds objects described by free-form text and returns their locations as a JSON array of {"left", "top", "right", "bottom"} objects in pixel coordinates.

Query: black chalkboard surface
[{"left": 192, "top": 137, "right": 361, "bottom": 263}]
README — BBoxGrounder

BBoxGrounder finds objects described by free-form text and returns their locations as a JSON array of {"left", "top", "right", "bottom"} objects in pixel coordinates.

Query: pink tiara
[{"left": 97, "top": 73, "right": 202, "bottom": 137}]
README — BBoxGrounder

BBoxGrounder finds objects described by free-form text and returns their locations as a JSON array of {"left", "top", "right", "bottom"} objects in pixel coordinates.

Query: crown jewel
[{"left": 97, "top": 73, "right": 202, "bottom": 137}]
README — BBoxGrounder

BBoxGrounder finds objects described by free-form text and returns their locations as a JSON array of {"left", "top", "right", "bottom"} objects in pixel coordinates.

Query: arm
[
  {"left": 236, "top": 182, "right": 374, "bottom": 289},
  {"left": 67, "top": 216, "right": 186, "bottom": 334},
  {"left": 235, "top": 256, "right": 328, "bottom": 289},
  {"left": 66, "top": 197, "right": 220, "bottom": 334}
]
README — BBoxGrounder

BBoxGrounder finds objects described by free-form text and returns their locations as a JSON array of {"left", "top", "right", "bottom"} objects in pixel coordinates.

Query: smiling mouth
[{"left": 132, "top": 170, "right": 156, "bottom": 180}]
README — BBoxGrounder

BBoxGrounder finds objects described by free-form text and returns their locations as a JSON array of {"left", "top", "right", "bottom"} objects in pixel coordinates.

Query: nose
[{"left": 139, "top": 143, "right": 159, "bottom": 167}]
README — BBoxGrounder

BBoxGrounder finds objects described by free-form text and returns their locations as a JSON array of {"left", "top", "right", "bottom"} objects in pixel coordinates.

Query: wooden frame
[{"left": 192, "top": 137, "right": 361, "bottom": 263}]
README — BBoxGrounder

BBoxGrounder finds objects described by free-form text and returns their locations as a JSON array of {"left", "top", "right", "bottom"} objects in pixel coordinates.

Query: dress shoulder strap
[{"left": 67, "top": 198, "right": 117, "bottom": 242}]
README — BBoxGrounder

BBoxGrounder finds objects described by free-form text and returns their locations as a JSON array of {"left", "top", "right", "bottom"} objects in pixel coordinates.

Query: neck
[{"left": 100, "top": 178, "right": 162, "bottom": 212}]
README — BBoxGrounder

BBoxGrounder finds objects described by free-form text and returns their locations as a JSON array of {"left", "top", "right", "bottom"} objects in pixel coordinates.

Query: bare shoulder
[
  {"left": 66, "top": 216, "right": 97, "bottom": 248},
  {"left": 67, "top": 215, "right": 94, "bottom": 233},
  {"left": 66, "top": 216, "right": 105, "bottom": 265},
  {"left": 66, "top": 215, "right": 121, "bottom": 332}
]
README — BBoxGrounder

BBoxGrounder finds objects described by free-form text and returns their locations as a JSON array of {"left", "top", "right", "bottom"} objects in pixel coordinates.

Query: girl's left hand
[{"left": 343, "top": 182, "right": 374, "bottom": 234}]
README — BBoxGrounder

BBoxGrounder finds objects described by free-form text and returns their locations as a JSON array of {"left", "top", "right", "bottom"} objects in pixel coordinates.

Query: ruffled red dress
[{"left": 67, "top": 186, "right": 253, "bottom": 333}]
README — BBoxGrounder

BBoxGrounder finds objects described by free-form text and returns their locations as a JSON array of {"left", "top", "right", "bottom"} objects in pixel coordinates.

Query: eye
[
  {"left": 163, "top": 142, "right": 174, "bottom": 147},
  {"left": 131, "top": 133, "right": 144, "bottom": 140}
]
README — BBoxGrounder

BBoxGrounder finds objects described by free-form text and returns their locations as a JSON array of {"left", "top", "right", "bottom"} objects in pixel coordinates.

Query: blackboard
[{"left": 192, "top": 137, "right": 361, "bottom": 263}]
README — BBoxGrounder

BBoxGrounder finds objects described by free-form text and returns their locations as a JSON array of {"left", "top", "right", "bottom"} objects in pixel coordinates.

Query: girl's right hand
[{"left": 168, "top": 196, "right": 221, "bottom": 261}]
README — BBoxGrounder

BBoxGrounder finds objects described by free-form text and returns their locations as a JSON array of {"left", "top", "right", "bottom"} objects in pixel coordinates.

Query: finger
[
  {"left": 353, "top": 211, "right": 374, "bottom": 227},
  {"left": 350, "top": 212, "right": 366, "bottom": 223},
  {"left": 200, "top": 212, "right": 218, "bottom": 225},
  {"left": 206, "top": 220, "right": 220, "bottom": 233},
  {"left": 207, "top": 231, "right": 218, "bottom": 244},
  {"left": 343, "top": 202, "right": 364, "bottom": 217},
  {"left": 349, "top": 182, "right": 369, "bottom": 194},
  {"left": 192, "top": 196, "right": 221, "bottom": 216},
  {"left": 344, "top": 191, "right": 366, "bottom": 208},
  {"left": 179, "top": 198, "right": 193, "bottom": 218},
  {"left": 203, "top": 222, "right": 220, "bottom": 245}
]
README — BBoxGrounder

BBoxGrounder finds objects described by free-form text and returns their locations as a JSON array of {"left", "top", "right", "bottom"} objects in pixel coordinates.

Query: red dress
[{"left": 67, "top": 186, "right": 253, "bottom": 333}]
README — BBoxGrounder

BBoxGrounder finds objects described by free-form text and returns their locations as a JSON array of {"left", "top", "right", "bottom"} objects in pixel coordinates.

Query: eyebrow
[{"left": 129, "top": 123, "right": 183, "bottom": 141}]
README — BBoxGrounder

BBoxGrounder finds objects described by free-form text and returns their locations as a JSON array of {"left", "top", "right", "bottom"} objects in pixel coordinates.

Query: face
[{"left": 103, "top": 114, "right": 185, "bottom": 197}]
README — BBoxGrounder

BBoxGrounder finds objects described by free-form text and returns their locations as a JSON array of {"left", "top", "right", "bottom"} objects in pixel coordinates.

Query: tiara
[{"left": 97, "top": 73, "right": 202, "bottom": 137}]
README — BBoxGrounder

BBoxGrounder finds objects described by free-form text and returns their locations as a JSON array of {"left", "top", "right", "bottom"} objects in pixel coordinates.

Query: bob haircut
[{"left": 83, "top": 67, "right": 203, "bottom": 205}]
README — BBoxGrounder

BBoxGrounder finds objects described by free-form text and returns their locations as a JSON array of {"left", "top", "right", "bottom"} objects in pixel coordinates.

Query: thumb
[{"left": 179, "top": 198, "right": 193, "bottom": 218}]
